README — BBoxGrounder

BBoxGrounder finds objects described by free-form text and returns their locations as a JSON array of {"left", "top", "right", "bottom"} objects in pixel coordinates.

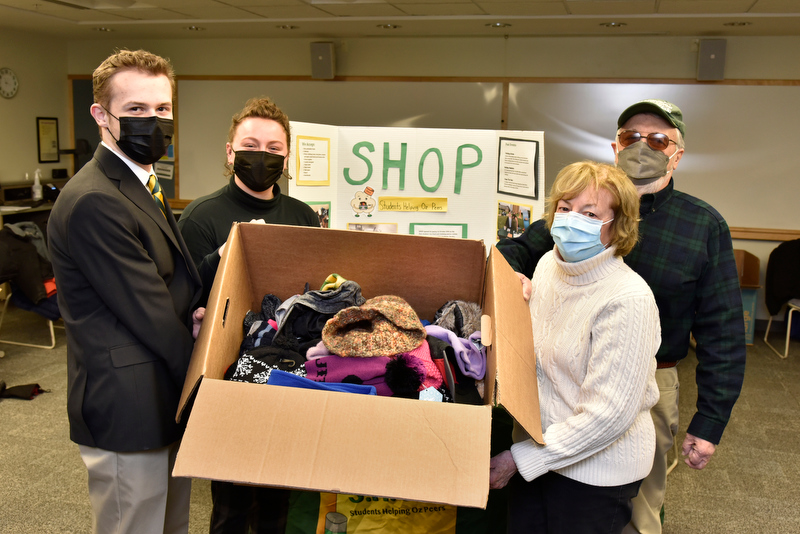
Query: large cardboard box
[{"left": 173, "top": 223, "right": 543, "bottom": 509}]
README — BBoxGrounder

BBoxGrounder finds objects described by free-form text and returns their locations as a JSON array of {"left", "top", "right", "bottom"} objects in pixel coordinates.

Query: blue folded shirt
[{"left": 267, "top": 369, "right": 377, "bottom": 396}]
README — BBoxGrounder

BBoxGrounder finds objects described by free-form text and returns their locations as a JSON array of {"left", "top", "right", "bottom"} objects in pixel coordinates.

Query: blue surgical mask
[{"left": 551, "top": 211, "right": 613, "bottom": 262}]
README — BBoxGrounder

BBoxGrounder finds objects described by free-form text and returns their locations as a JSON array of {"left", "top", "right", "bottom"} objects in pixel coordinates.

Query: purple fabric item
[
  {"left": 305, "top": 354, "right": 393, "bottom": 396},
  {"left": 424, "top": 324, "right": 486, "bottom": 380}
]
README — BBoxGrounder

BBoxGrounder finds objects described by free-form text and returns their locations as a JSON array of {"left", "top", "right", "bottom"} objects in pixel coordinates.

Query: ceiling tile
[
  {"left": 476, "top": 2, "right": 568, "bottom": 16},
  {"left": 139, "top": 5, "right": 267, "bottom": 19},
  {"left": 0, "top": 0, "right": 798, "bottom": 38},
  {"left": 396, "top": 3, "right": 486, "bottom": 15},
  {"left": 139, "top": 0, "right": 245, "bottom": 7},
  {"left": 567, "top": 1, "right": 655, "bottom": 16},
  {"left": 749, "top": 0, "right": 800, "bottom": 12},
  {"left": 221, "top": 0, "right": 310, "bottom": 6},
  {"left": 311, "top": 4, "right": 407, "bottom": 16},
  {"left": 236, "top": 5, "right": 334, "bottom": 17},
  {"left": 94, "top": 7, "right": 206, "bottom": 20},
  {"left": 387, "top": 0, "right": 476, "bottom": 4},
  {"left": 11, "top": 5, "right": 131, "bottom": 21},
  {"left": 658, "top": 0, "right": 755, "bottom": 14}
]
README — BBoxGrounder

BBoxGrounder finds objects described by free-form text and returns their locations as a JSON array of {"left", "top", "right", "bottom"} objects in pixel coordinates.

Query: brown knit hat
[{"left": 322, "top": 295, "right": 426, "bottom": 357}]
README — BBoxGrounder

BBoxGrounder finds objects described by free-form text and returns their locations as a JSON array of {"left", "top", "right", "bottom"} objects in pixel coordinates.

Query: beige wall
[
  {"left": 3, "top": 31, "right": 799, "bottom": 322},
  {"left": 4, "top": 33, "right": 798, "bottom": 189},
  {"left": 63, "top": 36, "right": 800, "bottom": 79},
  {"left": 0, "top": 29, "right": 70, "bottom": 185}
]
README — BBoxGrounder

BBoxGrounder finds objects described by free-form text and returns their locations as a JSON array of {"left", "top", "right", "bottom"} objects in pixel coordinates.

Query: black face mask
[
  {"left": 233, "top": 150, "right": 285, "bottom": 192},
  {"left": 104, "top": 108, "right": 174, "bottom": 165}
]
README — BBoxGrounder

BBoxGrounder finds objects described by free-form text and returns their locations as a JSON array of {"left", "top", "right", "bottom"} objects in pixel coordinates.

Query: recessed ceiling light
[
  {"left": 599, "top": 22, "right": 627, "bottom": 28},
  {"left": 723, "top": 21, "right": 752, "bottom": 27},
  {"left": 185, "top": 26, "right": 205, "bottom": 31},
  {"left": 486, "top": 22, "right": 511, "bottom": 28},
  {"left": 377, "top": 24, "right": 401, "bottom": 29},
  {"left": 277, "top": 25, "right": 298, "bottom": 30},
  {"left": 93, "top": 27, "right": 114, "bottom": 32}
]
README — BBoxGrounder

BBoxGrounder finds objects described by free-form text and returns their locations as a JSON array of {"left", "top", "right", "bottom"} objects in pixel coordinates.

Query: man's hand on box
[
  {"left": 192, "top": 307, "right": 205, "bottom": 340},
  {"left": 220, "top": 219, "right": 266, "bottom": 257}
]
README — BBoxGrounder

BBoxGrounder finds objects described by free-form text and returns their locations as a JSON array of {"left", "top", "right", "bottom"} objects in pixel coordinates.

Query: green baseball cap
[{"left": 617, "top": 99, "right": 685, "bottom": 138}]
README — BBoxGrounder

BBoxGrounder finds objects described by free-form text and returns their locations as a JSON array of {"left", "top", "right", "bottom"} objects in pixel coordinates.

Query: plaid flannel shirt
[{"left": 496, "top": 179, "right": 746, "bottom": 445}]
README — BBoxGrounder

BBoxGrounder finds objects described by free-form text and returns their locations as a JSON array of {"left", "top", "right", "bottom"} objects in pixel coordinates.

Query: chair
[
  {"left": 0, "top": 284, "right": 62, "bottom": 352},
  {"left": 763, "top": 239, "right": 800, "bottom": 359},
  {"left": 764, "top": 299, "right": 800, "bottom": 359}
]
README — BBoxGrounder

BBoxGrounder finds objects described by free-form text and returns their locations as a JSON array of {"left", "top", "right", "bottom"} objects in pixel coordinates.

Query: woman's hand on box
[
  {"left": 516, "top": 272, "right": 532, "bottom": 302},
  {"left": 489, "top": 450, "right": 517, "bottom": 490}
]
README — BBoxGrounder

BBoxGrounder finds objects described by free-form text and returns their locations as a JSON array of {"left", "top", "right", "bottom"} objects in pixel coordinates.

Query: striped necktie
[{"left": 147, "top": 173, "right": 167, "bottom": 219}]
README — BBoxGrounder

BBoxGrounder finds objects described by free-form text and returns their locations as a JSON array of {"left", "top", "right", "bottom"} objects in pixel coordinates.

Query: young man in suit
[{"left": 48, "top": 49, "right": 202, "bottom": 534}]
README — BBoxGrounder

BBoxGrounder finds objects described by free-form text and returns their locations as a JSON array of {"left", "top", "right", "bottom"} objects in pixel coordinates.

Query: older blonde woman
[{"left": 490, "top": 161, "right": 661, "bottom": 534}]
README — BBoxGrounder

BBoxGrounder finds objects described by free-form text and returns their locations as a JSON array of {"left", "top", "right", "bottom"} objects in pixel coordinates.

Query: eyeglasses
[{"left": 617, "top": 130, "right": 677, "bottom": 151}]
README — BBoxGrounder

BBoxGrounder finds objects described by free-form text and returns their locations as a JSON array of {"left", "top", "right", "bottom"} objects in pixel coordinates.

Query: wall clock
[{"left": 0, "top": 68, "right": 19, "bottom": 99}]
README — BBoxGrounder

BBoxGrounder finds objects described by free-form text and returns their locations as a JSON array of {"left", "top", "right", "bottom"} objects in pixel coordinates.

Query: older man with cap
[{"left": 496, "top": 99, "right": 746, "bottom": 534}]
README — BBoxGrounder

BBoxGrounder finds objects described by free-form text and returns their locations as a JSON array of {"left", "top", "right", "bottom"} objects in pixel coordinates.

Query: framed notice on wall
[{"left": 37, "top": 117, "right": 59, "bottom": 163}]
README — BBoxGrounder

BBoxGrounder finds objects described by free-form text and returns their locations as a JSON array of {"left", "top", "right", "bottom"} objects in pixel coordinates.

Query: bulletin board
[{"left": 285, "top": 121, "right": 544, "bottom": 248}]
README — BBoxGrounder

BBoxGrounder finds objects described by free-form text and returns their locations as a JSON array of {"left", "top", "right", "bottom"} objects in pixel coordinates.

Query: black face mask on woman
[
  {"left": 233, "top": 150, "right": 285, "bottom": 192},
  {"left": 104, "top": 108, "right": 174, "bottom": 165}
]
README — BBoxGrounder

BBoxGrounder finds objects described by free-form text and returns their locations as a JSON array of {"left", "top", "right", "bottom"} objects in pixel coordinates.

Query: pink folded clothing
[
  {"left": 403, "top": 339, "right": 443, "bottom": 391},
  {"left": 305, "top": 340, "right": 334, "bottom": 360},
  {"left": 305, "top": 354, "right": 393, "bottom": 396}
]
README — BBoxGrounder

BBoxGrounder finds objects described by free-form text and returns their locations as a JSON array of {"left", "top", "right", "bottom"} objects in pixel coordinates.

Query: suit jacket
[{"left": 48, "top": 145, "right": 202, "bottom": 452}]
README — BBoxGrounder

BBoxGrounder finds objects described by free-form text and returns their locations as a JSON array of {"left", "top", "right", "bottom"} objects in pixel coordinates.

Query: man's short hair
[
  {"left": 93, "top": 49, "right": 176, "bottom": 109},
  {"left": 545, "top": 161, "right": 641, "bottom": 257},
  {"left": 225, "top": 97, "right": 291, "bottom": 177}
]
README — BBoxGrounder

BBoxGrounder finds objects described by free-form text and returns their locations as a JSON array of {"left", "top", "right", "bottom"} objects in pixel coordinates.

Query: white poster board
[{"left": 288, "top": 121, "right": 545, "bottom": 248}]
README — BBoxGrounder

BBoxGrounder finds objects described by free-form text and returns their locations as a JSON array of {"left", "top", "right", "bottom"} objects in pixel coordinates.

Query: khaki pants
[
  {"left": 623, "top": 367, "right": 680, "bottom": 534},
  {"left": 79, "top": 441, "right": 190, "bottom": 534}
]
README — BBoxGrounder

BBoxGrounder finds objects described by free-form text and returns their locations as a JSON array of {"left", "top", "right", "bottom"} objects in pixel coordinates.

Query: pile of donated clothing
[{"left": 223, "top": 273, "right": 486, "bottom": 405}]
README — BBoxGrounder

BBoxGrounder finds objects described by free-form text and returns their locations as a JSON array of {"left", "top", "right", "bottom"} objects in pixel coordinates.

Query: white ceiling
[{"left": 0, "top": 0, "right": 799, "bottom": 40}]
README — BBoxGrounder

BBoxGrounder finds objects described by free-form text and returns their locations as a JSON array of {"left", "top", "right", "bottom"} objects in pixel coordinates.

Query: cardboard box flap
[
  {"left": 174, "top": 379, "right": 492, "bottom": 508},
  {"left": 237, "top": 223, "right": 486, "bottom": 321},
  {"left": 177, "top": 224, "right": 254, "bottom": 422},
  {"left": 483, "top": 247, "right": 543, "bottom": 444}
]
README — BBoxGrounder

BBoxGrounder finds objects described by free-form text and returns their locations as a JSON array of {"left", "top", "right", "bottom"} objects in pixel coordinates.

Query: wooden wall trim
[
  {"left": 169, "top": 199, "right": 192, "bottom": 209},
  {"left": 171, "top": 75, "right": 800, "bottom": 86},
  {"left": 730, "top": 227, "right": 800, "bottom": 242}
]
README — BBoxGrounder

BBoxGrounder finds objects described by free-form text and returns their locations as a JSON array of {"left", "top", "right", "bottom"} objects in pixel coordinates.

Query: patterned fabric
[
  {"left": 496, "top": 179, "right": 746, "bottom": 444},
  {"left": 147, "top": 174, "right": 167, "bottom": 218},
  {"left": 227, "top": 347, "right": 306, "bottom": 384},
  {"left": 322, "top": 295, "right": 426, "bottom": 357}
]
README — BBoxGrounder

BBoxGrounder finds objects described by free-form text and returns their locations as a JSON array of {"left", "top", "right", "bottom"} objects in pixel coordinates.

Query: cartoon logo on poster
[{"left": 350, "top": 186, "right": 376, "bottom": 217}]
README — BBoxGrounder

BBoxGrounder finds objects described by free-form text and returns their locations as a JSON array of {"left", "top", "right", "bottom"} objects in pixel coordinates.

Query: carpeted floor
[{"left": 1, "top": 301, "right": 799, "bottom": 533}]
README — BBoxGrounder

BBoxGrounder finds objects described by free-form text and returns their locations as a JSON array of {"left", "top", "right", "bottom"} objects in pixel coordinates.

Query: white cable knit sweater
[{"left": 510, "top": 245, "right": 661, "bottom": 487}]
